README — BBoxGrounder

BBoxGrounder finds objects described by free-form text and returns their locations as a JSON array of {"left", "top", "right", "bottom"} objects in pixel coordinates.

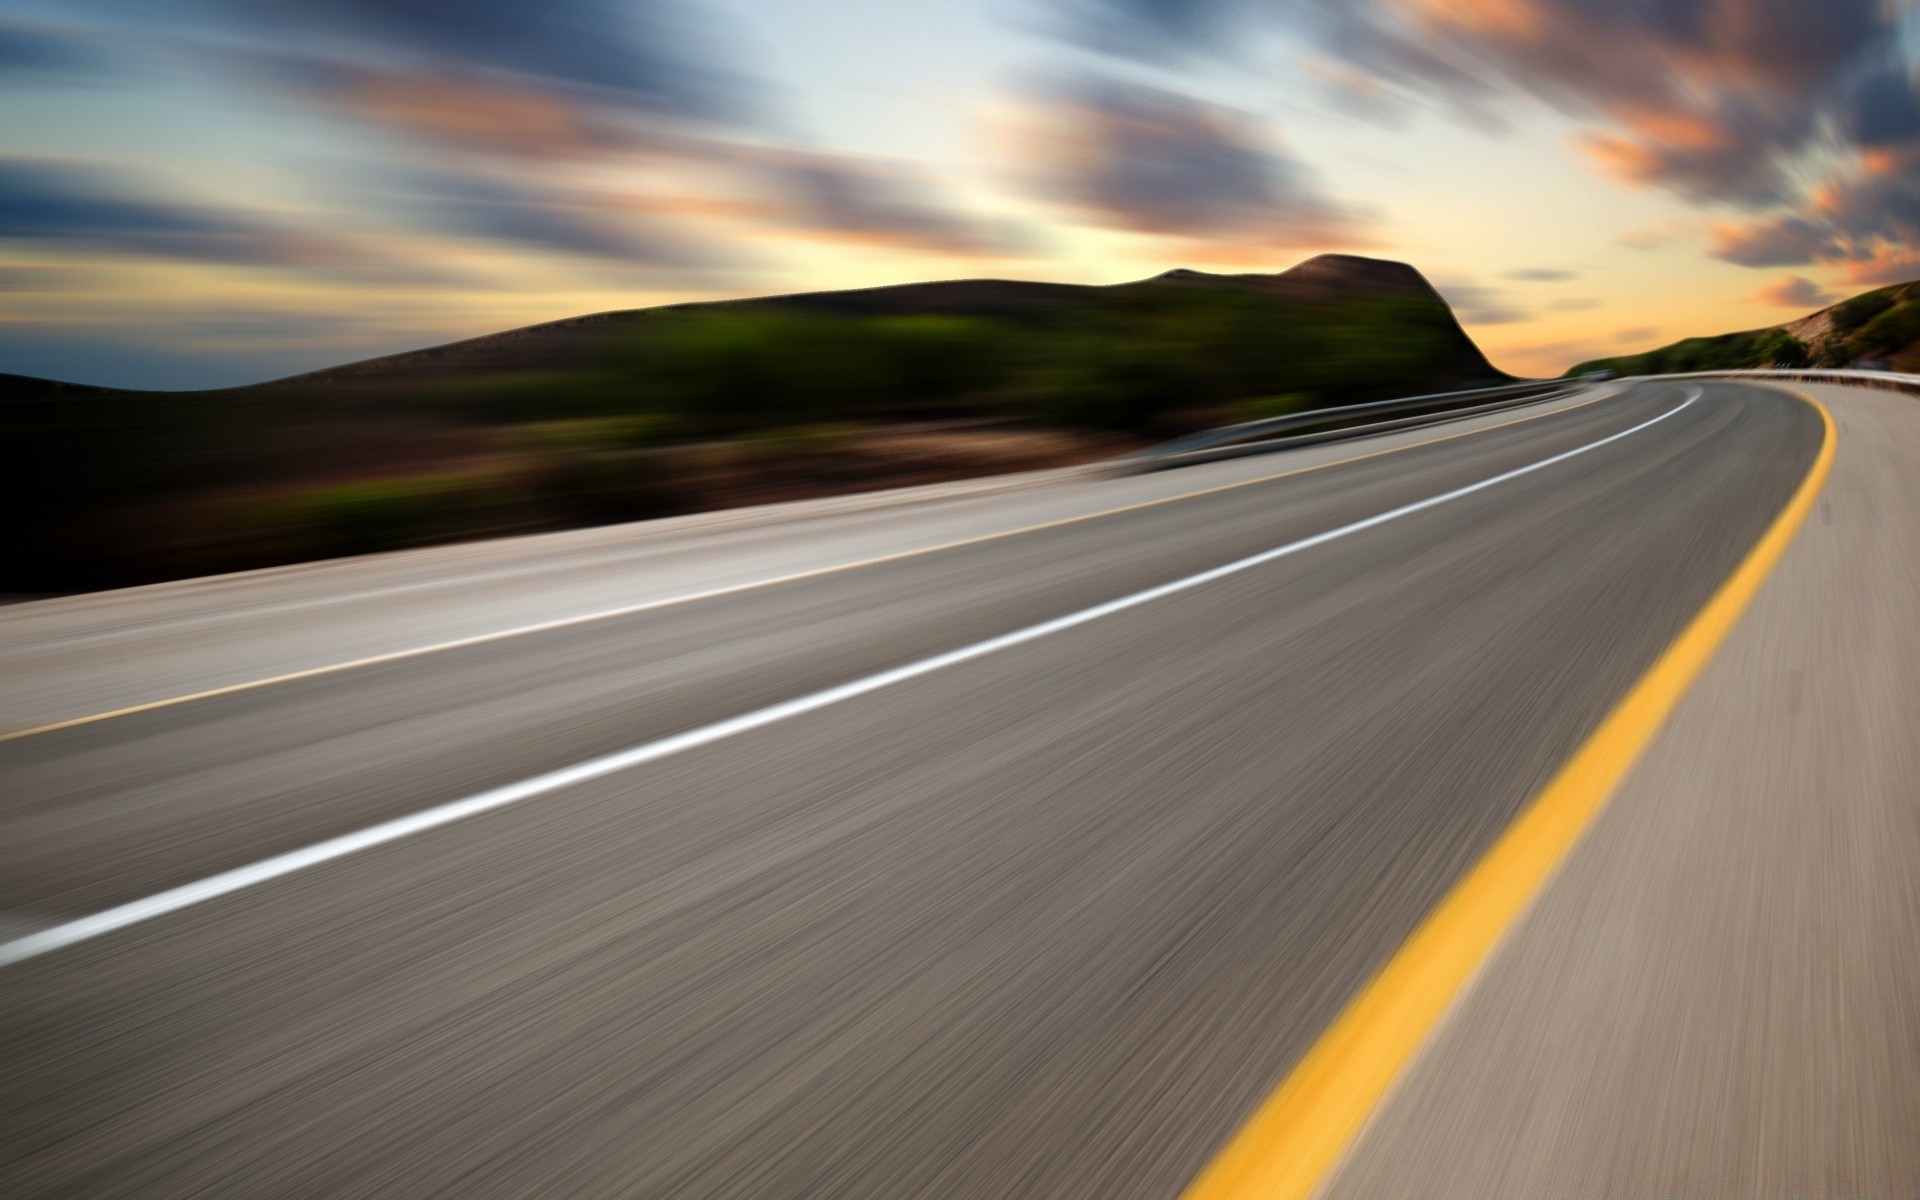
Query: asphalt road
[
  {"left": 1323, "top": 381, "right": 1920, "bottom": 1199},
  {"left": 0, "top": 380, "right": 1848, "bottom": 1197}
]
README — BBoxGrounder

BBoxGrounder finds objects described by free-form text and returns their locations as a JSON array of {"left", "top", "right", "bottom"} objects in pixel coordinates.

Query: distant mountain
[
  {"left": 1568, "top": 279, "right": 1920, "bottom": 377},
  {"left": 0, "top": 370, "right": 124, "bottom": 399},
  {"left": 5, "top": 254, "right": 1509, "bottom": 591},
  {"left": 2, "top": 255, "right": 1498, "bottom": 398},
  {"left": 215, "top": 252, "right": 1500, "bottom": 397}
]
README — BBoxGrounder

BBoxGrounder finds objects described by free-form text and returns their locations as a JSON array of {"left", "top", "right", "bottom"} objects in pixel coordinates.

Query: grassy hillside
[
  {"left": 4, "top": 254, "right": 1507, "bottom": 592},
  {"left": 1568, "top": 280, "right": 1920, "bottom": 377}
]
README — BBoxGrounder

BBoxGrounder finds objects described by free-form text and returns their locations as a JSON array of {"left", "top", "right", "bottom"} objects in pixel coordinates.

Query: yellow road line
[
  {"left": 1178, "top": 387, "right": 1836, "bottom": 1200},
  {"left": 2, "top": 388, "right": 1625, "bottom": 744}
]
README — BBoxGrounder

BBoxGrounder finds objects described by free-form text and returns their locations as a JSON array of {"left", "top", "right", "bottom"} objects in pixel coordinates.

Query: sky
[{"left": 1, "top": 0, "right": 1917, "bottom": 388}]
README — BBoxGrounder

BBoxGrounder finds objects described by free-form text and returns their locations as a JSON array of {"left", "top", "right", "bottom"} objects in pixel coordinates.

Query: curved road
[{"left": 1, "top": 379, "right": 1904, "bottom": 1197}]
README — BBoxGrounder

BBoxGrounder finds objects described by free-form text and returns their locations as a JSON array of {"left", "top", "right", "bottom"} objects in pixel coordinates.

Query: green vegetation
[
  {"left": 1751, "top": 329, "right": 1810, "bottom": 368},
  {"left": 614, "top": 291, "right": 1467, "bottom": 436},
  {"left": 501, "top": 414, "right": 685, "bottom": 455},
  {"left": 1567, "top": 328, "right": 1807, "bottom": 377},
  {"left": 273, "top": 472, "right": 520, "bottom": 558},
  {"left": 1850, "top": 298, "right": 1920, "bottom": 357},
  {"left": 1830, "top": 288, "right": 1896, "bottom": 334},
  {"left": 1568, "top": 281, "right": 1920, "bottom": 380}
]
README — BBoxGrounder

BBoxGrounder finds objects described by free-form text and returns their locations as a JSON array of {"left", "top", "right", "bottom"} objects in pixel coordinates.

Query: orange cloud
[
  {"left": 1840, "top": 246, "right": 1920, "bottom": 286},
  {"left": 1752, "top": 275, "right": 1836, "bottom": 307},
  {"left": 1610, "top": 106, "right": 1730, "bottom": 151},
  {"left": 340, "top": 72, "right": 610, "bottom": 159},
  {"left": 1578, "top": 132, "right": 1663, "bottom": 187},
  {"left": 1004, "top": 78, "right": 1378, "bottom": 251},
  {"left": 1860, "top": 147, "right": 1904, "bottom": 176},
  {"left": 1403, "top": 0, "right": 1548, "bottom": 40}
]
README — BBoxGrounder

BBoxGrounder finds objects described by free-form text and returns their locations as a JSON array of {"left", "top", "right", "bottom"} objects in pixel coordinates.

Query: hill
[
  {"left": 238, "top": 253, "right": 1495, "bottom": 396},
  {"left": 4, "top": 254, "right": 1507, "bottom": 591},
  {"left": 1568, "top": 280, "right": 1920, "bottom": 377}
]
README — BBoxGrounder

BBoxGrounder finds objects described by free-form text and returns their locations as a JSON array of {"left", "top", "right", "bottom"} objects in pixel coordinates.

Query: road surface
[{"left": 2, "top": 378, "right": 1907, "bottom": 1198}]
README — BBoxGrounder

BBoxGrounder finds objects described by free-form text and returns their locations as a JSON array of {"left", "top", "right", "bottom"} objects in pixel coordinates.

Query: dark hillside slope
[
  {"left": 251, "top": 253, "right": 1498, "bottom": 397},
  {"left": 5, "top": 254, "right": 1508, "bottom": 591}
]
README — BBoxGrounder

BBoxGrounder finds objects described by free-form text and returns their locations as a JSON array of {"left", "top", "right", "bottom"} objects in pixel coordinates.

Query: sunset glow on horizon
[{"left": 3, "top": 0, "right": 1915, "bottom": 388}]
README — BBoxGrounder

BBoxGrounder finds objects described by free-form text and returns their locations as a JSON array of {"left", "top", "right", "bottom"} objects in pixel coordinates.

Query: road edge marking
[
  {"left": 2, "top": 388, "right": 1621, "bottom": 744},
  {"left": 1176, "top": 387, "right": 1837, "bottom": 1200}
]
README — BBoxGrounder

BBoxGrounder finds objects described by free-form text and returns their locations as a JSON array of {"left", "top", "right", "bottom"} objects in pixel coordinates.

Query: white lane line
[{"left": 0, "top": 390, "right": 1699, "bottom": 969}]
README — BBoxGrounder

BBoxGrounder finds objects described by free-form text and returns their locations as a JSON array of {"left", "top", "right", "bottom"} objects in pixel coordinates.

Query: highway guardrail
[
  {"left": 1119, "top": 379, "right": 1578, "bottom": 473},
  {"left": 1644, "top": 367, "right": 1920, "bottom": 394}
]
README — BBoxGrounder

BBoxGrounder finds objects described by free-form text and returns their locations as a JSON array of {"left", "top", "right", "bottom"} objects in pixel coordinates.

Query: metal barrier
[
  {"left": 1121, "top": 379, "right": 1576, "bottom": 473},
  {"left": 1645, "top": 367, "right": 1920, "bottom": 394}
]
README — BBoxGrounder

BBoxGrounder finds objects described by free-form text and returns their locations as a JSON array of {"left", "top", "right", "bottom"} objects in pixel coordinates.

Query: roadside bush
[
  {"left": 869, "top": 317, "right": 1017, "bottom": 408},
  {"left": 636, "top": 311, "right": 890, "bottom": 434},
  {"left": 273, "top": 472, "right": 525, "bottom": 557},
  {"left": 1851, "top": 299, "right": 1920, "bottom": 356},
  {"left": 437, "top": 370, "right": 634, "bottom": 422},
  {"left": 1830, "top": 289, "right": 1896, "bottom": 334},
  {"left": 523, "top": 450, "right": 681, "bottom": 524},
  {"left": 1751, "top": 330, "right": 1809, "bottom": 368},
  {"left": 1816, "top": 339, "right": 1855, "bottom": 367},
  {"left": 1032, "top": 337, "right": 1197, "bottom": 432},
  {"left": 614, "top": 290, "right": 1478, "bottom": 438},
  {"left": 503, "top": 414, "right": 686, "bottom": 455},
  {"left": 1291, "top": 297, "right": 1458, "bottom": 398}
]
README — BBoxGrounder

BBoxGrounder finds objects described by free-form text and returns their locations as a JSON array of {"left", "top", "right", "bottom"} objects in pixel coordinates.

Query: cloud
[
  {"left": 1399, "top": 0, "right": 1886, "bottom": 199},
  {"left": 215, "top": 0, "right": 750, "bottom": 125},
  {"left": 743, "top": 151, "right": 1033, "bottom": 258},
  {"left": 1303, "top": 56, "right": 1415, "bottom": 124},
  {"left": 1616, "top": 218, "right": 1696, "bottom": 250},
  {"left": 1547, "top": 297, "right": 1601, "bottom": 312},
  {"left": 1435, "top": 280, "right": 1529, "bottom": 325},
  {"left": 281, "top": 59, "right": 1027, "bottom": 260},
  {"left": 1055, "top": 0, "right": 1897, "bottom": 208},
  {"left": 1504, "top": 267, "right": 1577, "bottom": 282},
  {"left": 1613, "top": 326, "right": 1660, "bottom": 344},
  {"left": 0, "top": 158, "right": 474, "bottom": 287},
  {"left": 1708, "top": 214, "right": 1831, "bottom": 267},
  {"left": 1753, "top": 275, "right": 1836, "bottom": 308},
  {"left": 16, "top": 0, "right": 1029, "bottom": 285},
  {"left": 1812, "top": 153, "right": 1920, "bottom": 250},
  {"left": 1053, "top": 0, "right": 1247, "bottom": 62},
  {"left": 0, "top": 264, "right": 76, "bottom": 290},
  {"left": 0, "top": 159, "right": 336, "bottom": 267},
  {"left": 1482, "top": 336, "right": 1609, "bottom": 377},
  {"left": 0, "top": 21, "right": 112, "bottom": 76},
  {"left": 1841, "top": 64, "right": 1920, "bottom": 150},
  {"left": 362, "top": 164, "right": 711, "bottom": 265},
  {"left": 1839, "top": 245, "right": 1920, "bottom": 286},
  {"left": 297, "top": 67, "right": 629, "bottom": 160},
  {"left": 1709, "top": 151, "right": 1920, "bottom": 277},
  {"left": 1576, "top": 104, "right": 1810, "bottom": 207},
  {"left": 1012, "top": 77, "right": 1375, "bottom": 249},
  {"left": 1310, "top": 1, "right": 1920, "bottom": 282},
  {"left": 1053, "top": 0, "right": 1920, "bottom": 315}
]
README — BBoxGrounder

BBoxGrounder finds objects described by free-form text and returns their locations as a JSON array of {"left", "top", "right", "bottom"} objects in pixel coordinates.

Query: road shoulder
[{"left": 1322, "top": 382, "right": 1920, "bottom": 1198}]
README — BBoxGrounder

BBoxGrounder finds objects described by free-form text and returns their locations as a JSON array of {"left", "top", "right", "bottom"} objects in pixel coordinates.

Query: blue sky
[{"left": 2, "top": 0, "right": 1915, "bottom": 387}]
